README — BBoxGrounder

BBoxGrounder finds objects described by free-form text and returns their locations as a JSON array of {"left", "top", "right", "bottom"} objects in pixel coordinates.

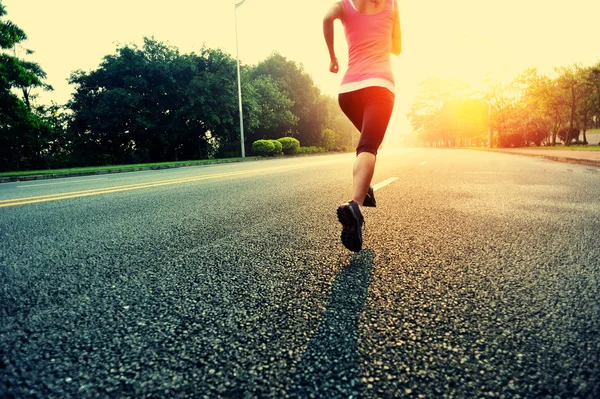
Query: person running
[{"left": 323, "top": 0, "right": 401, "bottom": 252}]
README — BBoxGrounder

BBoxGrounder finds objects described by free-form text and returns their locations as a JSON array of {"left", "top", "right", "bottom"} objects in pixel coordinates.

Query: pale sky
[{"left": 4, "top": 0, "right": 600, "bottom": 138}]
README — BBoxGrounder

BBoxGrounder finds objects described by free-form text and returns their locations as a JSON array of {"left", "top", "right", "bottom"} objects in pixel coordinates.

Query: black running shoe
[
  {"left": 363, "top": 186, "right": 376, "bottom": 207},
  {"left": 337, "top": 200, "right": 364, "bottom": 252}
]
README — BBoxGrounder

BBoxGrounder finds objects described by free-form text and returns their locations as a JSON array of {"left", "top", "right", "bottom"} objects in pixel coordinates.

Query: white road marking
[
  {"left": 418, "top": 161, "right": 427, "bottom": 166},
  {"left": 372, "top": 177, "right": 399, "bottom": 191}
]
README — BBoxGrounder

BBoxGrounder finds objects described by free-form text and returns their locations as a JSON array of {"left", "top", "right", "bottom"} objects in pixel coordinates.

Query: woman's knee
[{"left": 356, "top": 141, "right": 380, "bottom": 156}]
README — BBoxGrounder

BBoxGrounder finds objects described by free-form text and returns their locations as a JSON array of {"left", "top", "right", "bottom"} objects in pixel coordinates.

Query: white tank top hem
[{"left": 339, "top": 78, "right": 395, "bottom": 95}]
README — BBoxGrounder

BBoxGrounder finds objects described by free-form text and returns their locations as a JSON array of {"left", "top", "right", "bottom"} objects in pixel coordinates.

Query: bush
[
  {"left": 270, "top": 139, "right": 283, "bottom": 155},
  {"left": 498, "top": 133, "right": 525, "bottom": 148},
  {"left": 251, "top": 140, "right": 282, "bottom": 156},
  {"left": 330, "top": 146, "right": 353, "bottom": 153},
  {"left": 558, "top": 127, "right": 580, "bottom": 144},
  {"left": 252, "top": 140, "right": 275, "bottom": 156},
  {"left": 277, "top": 137, "right": 300, "bottom": 155},
  {"left": 296, "top": 146, "right": 326, "bottom": 155},
  {"left": 321, "top": 128, "right": 338, "bottom": 151}
]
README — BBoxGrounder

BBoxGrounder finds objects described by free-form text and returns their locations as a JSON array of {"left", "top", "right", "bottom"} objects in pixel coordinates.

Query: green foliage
[
  {"left": 0, "top": 10, "right": 347, "bottom": 172},
  {"left": 0, "top": 2, "right": 54, "bottom": 171},
  {"left": 323, "top": 95, "right": 355, "bottom": 149},
  {"left": 409, "top": 63, "right": 600, "bottom": 148},
  {"left": 251, "top": 53, "right": 331, "bottom": 146},
  {"left": 0, "top": 5, "right": 384, "bottom": 173},
  {"left": 64, "top": 39, "right": 338, "bottom": 166},
  {"left": 321, "top": 128, "right": 338, "bottom": 151},
  {"left": 270, "top": 139, "right": 282, "bottom": 155},
  {"left": 321, "top": 128, "right": 336, "bottom": 150},
  {"left": 252, "top": 139, "right": 275, "bottom": 156},
  {"left": 0, "top": 3, "right": 26, "bottom": 49},
  {"left": 277, "top": 137, "right": 300, "bottom": 154},
  {"left": 68, "top": 39, "right": 241, "bottom": 164},
  {"left": 242, "top": 74, "right": 297, "bottom": 145},
  {"left": 296, "top": 146, "right": 326, "bottom": 154}
]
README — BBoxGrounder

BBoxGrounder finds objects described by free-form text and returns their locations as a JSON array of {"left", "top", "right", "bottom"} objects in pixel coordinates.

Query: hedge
[
  {"left": 252, "top": 140, "right": 275, "bottom": 156},
  {"left": 277, "top": 137, "right": 300, "bottom": 155},
  {"left": 252, "top": 140, "right": 283, "bottom": 156},
  {"left": 296, "top": 146, "right": 326, "bottom": 154},
  {"left": 271, "top": 140, "right": 283, "bottom": 155}
]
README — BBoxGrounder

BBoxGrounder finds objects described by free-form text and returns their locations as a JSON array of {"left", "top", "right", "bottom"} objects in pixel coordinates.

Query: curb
[{"left": 477, "top": 149, "right": 600, "bottom": 169}]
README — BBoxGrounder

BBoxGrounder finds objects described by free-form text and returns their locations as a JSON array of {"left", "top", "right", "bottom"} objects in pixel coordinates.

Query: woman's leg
[
  {"left": 336, "top": 87, "right": 394, "bottom": 251},
  {"left": 352, "top": 88, "right": 395, "bottom": 205},
  {"left": 352, "top": 152, "right": 376, "bottom": 206}
]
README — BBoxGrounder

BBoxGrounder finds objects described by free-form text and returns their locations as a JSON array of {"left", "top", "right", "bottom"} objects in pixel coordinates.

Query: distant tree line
[
  {"left": 408, "top": 63, "right": 600, "bottom": 148},
  {"left": 0, "top": 2, "right": 355, "bottom": 172}
]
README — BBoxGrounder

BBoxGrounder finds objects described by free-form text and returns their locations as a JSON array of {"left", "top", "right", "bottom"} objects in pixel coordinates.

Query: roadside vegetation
[
  {"left": 0, "top": 137, "right": 339, "bottom": 178},
  {"left": 0, "top": 2, "right": 355, "bottom": 174},
  {"left": 407, "top": 67, "right": 600, "bottom": 149},
  {"left": 0, "top": 158, "right": 256, "bottom": 178},
  {"left": 3, "top": 1, "right": 597, "bottom": 179},
  {"left": 470, "top": 145, "right": 600, "bottom": 153},
  {"left": 510, "top": 145, "right": 600, "bottom": 151}
]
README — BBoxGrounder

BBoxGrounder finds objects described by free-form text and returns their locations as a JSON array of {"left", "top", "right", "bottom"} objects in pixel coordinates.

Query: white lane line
[
  {"left": 372, "top": 177, "right": 399, "bottom": 191},
  {"left": 18, "top": 177, "right": 108, "bottom": 188},
  {"left": 418, "top": 161, "right": 427, "bottom": 166}
]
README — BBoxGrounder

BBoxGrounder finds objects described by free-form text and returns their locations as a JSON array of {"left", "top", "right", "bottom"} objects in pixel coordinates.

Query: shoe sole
[{"left": 337, "top": 204, "right": 363, "bottom": 252}]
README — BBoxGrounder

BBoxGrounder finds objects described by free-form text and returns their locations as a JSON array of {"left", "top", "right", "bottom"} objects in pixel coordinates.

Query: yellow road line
[
  {"left": 0, "top": 158, "right": 346, "bottom": 208},
  {"left": 0, "top": 170, "right": 260, "bottom": 208},
  {"left": 1, "top": 174, "right": 225, "bottom": 203}
]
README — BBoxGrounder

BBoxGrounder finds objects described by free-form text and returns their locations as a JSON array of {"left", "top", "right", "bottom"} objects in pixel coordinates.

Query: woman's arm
[
  {"left": 391, "top": 0, "right": 402, "bottom": 55},
  {"left": 323, "top": 1, "right": 344, "bottom": 73}
]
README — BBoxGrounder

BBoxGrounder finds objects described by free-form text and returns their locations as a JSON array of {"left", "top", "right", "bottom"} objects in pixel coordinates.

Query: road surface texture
[{"left": 1, "top": 148, "right": 599, "bottom": 398}]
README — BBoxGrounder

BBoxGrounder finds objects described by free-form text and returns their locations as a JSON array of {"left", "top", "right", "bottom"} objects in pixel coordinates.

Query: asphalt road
[{"left": 1, "top": 149, "right": 599, "bottom": 398}]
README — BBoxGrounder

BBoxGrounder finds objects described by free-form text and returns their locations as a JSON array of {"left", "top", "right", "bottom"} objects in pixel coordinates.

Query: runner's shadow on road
[{"left": 288, "top": 249, "right": 374, "bottom": 397}]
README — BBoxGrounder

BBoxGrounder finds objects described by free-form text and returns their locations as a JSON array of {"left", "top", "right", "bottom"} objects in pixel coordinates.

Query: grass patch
[
  {"left": 467, "top": 145, "right": 600, "bottom": 152},
  {"left": 522, "top": 145, "right": 600, "bottom": 151},
  {"left": 0, "top": 157, "right": 259, "bottom": 178}
]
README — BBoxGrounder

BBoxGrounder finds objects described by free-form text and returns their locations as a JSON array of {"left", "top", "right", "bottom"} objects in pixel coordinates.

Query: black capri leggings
[{"left": 338, "top": 86, "right": 395, "bottom": 156}]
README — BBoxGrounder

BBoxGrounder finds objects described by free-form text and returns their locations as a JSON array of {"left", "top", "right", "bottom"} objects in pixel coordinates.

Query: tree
[
  {"left": 0, "top": 1, "right": 53, "bottom": 171},
  {"left": 590, "top": 65, "right": 600, "bottom": 130},
  {"left": 512, "top": 69, "right": 556, "bottom": 146},
  {"left": 183, "top": 46, "right": 239, "bottom": 159},
  {"left": 555, "top": 64, "right": 587, "bottom": 145},
  {"left": 242, "top": 74, "right": 297, "bottom": 144},
  {"left": 407, "top": 77, "right": 471, "bottom": 147},
  {"left": 444, "top": 98, "right": 488, "bottom": 147},
  {"left": 321, "top": 128, "right": 338, "bottom": 151},
  {"left": 486, "top": 76, "right": 527, "bottom": 147},
  {"left": 578, "top": 65, "right": 600, "bottom": 143},
  {"left": 69, "top": 41, "right": 164, "bottom": 164},
  {"left": 68, "top": 39, "right": 245, "bottom": 164},
  {"left": 322, "top": 94, "right": 355, "bottom": 150},
  {"left": 250, "top": 53, "right": 329, "bottom": 146}
]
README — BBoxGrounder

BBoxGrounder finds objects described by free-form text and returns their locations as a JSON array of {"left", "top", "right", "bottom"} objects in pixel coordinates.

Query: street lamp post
[{"left": 235, "top": 0, "right": 248, "bottom": 158}]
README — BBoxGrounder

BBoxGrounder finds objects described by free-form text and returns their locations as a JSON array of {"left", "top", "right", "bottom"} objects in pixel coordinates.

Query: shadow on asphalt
[{"left": 288, "top": 249, "right": 374, "bottom": 396}]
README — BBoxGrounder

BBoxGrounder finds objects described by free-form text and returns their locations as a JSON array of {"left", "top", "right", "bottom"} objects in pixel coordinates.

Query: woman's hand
[{"left": 329, "top": 58, "right": 339, "bottom": 73}]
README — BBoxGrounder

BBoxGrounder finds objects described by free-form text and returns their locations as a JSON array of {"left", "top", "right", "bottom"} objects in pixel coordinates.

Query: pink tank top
[{"left": 340, "top": 0, "right": 395, "bottom": 94}]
